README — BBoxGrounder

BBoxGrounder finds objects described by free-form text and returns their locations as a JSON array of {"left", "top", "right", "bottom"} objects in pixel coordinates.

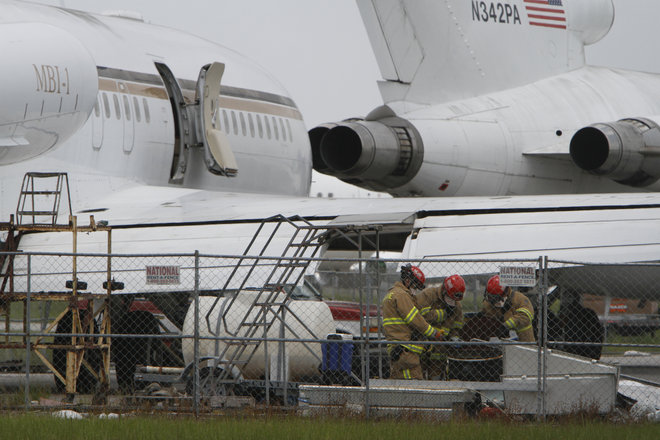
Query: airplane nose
[{"left": 0, "top": 23, "right": 98, "bottom": 165}]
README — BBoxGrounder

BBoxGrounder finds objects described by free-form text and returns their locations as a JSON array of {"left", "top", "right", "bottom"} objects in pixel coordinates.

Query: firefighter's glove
[
  {"left": 501, "top": 323, "right": 513, "bottom": 338},
  {"left": 389, "top": 345, "right": 403, "bottom": 362},
  {"left": 433, "top": 329, "right": 446, "bottom": 341}
]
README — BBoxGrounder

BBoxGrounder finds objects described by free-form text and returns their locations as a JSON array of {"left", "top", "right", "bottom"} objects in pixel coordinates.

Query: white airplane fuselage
[
  {"left": 393, "top": 66, "right": 660, "bottom": 197},
  {"left": 0, "top": 1, "right": 311, "bottom": 217},
  {"left": 310, "top": 0, "right": 660, "bottom": 197}
]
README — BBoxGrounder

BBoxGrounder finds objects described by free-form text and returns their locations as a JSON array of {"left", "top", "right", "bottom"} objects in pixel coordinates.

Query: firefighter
[
  {"left": 482, "top": 275, "right": 535, "bottom": 342},
  {"left": 382, "top": 264, "right": 444, "bottom": 380},
  {"left": 416, "top": 274, "right": 466, "bottom": 379},
  {"left": 417, "top": 274, "right": 466, "bottom": 339}
]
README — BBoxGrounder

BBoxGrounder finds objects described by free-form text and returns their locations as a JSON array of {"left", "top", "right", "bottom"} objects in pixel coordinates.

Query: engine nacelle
[
  {"left": 0, "top": 23, "right": 98, "bottom": 165},
  {"left": 570, "top": 117, "right": 660, "bottom": 187},
  {"left": 308, "top": 106, "right": 423, "bottom": 192}
]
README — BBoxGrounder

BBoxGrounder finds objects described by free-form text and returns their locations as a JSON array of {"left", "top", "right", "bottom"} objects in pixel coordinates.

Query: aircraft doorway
[{"left": 154, "top": 62, "right": 187, "bottom": 184}]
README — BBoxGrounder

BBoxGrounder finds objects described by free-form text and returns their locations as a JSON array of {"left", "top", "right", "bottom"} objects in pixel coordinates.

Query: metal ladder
[
  {"left": 203, "top": 215, "right": 331, "bottom": 390},
  {"left": 16, "top": 172, "right": 71, "bottom": 226}
]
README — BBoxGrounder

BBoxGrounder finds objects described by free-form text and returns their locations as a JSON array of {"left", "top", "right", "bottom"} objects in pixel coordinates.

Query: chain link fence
[{"left": 0, "top": 252, "right": 658, "bottom": 420}]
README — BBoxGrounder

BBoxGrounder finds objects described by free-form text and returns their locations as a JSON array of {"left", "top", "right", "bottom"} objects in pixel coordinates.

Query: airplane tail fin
[{"left": 356, "top": 0, "right": 615, "bottom": 104}]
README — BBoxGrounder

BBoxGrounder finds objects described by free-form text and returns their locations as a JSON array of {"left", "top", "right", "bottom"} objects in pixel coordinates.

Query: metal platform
[{"left": 298, "top": 383, "right": 475, "bottom": 419}]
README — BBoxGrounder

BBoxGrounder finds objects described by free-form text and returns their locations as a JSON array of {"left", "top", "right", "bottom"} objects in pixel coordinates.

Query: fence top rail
[
  {"left": 547, "top": 259, "right": 660, "bottom": 268},
  {"left": 4, "top": 251, "right": 657, "bottom": 268},
  {"left": 0, "top": 250, "right": 544, "bottom": 264},
  {"left": 0, "top": 251, "right": 198, "bottom": 258}
]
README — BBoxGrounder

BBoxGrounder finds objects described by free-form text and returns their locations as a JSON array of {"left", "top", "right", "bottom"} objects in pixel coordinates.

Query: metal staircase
[
  {"left": 202, "top": 215, "right": 332, "bottom": 393},
  {"left": 2, "top": 172, "right": 71, "bottom": 295},
  {"left": 16, "top": 172, "right": 71, "bottom": 226}
]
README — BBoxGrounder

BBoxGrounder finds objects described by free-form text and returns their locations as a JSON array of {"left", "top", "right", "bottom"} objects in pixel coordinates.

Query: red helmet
[
  {"left": 401, "top": 264, "right": 426, "bottom": 289},
  {"left": 443, "top": 274, "right": 465, "bottom": 301},
  {"left": 486, "top": 275, "right": 505, "bottom": 296}
]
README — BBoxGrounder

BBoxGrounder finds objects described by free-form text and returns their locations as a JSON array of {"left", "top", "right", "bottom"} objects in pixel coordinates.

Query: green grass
[
  {"left": 602, "top": 331, "right": 660, "bottom": 354},
  {"left": 0, "top": 414, "right": 658, "bottom": 440}
]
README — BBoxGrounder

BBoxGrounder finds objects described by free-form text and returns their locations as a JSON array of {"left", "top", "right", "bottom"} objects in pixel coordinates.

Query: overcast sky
[{"left": 32, "top": 0, "right": 660, "bottom": 195}]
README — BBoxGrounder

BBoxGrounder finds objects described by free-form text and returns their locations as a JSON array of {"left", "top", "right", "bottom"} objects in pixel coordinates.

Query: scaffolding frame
[{"left": 0, "top": 172, "right": 113, "bottom": 401}]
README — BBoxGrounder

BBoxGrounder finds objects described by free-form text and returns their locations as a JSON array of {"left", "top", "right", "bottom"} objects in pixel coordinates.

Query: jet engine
[
  {"left": 0, "top": 23, "right": 98, "bottom": 165},
  {"left": 309, "top": 107, "right": 423, "bottom": 192},
  {"left": 570, "top": 117, "right": 660, "bottom": 187}
]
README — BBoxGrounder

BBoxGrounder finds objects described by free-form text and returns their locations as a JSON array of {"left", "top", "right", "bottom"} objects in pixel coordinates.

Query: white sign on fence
[
  {"left": 146, "top": 265, "right": 181, "bottom": 285},
  {"left": 499, "top": 266, "right": 537, "bottom": 287}
]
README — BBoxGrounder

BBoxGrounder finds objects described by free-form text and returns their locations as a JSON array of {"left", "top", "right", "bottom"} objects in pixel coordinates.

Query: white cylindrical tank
[{"left": 182, "top": 294, "right": 336, "bottom": 380}]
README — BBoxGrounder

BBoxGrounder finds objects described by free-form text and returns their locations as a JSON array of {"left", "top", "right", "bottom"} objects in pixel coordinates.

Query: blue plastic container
[{"left": 321, "top": 334, "right": 353, "bottom": 375}]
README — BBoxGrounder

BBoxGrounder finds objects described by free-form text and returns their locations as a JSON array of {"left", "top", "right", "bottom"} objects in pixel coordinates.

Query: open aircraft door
[
  {"left": 155, "top": 61, "right": 237, "bottom": 184},
  {"left": 197, "top": 62, "right": 238, "bottom": 177}
]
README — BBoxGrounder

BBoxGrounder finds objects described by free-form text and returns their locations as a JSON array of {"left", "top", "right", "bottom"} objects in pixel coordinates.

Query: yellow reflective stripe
[
  {"left": 517, "top": 307, "right": 534, "bottom": 322},
  {"left": 518, "top": 324, "right": 532, "bottom": 333},
  {"left": 421, "top": 306, "right": 432, "bottom": 315},
  {"left": 383, "top": 318, "right": 406, "bottom": 326},
  {"left": 403, "top": 369, "right": 411, "bottom": 379},
  {"left": 430, "top": 353, "right": 446, "bottom": 360},
  {"left": 452, "top": 321, "right": 464, "bottom": 329},
  {"left": 504, "top": 318, "right": 516, "bottom": 329},
  {"left": 423, "top": 325, "right": 435, "bottom": 338},
  {"left": 437, "top": 309, "right": 445, "bottom": 322},
  {"left": 404, "top": 307, "right": 419, "bottom": 324},
  {"left": 402, "top": 344, "right": 425, "bottom": 354}
]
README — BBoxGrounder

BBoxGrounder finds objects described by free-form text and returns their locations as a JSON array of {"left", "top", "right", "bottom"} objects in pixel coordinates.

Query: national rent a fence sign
[
  {"left": 499, "top": 266, "right": 536, "bottom": 287},
  {"left": 146, "top": 265, "right": 181, "bottom": 285}
]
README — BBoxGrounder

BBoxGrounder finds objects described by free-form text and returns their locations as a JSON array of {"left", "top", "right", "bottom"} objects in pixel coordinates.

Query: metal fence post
[
  {"left": 364, "top": 260, "right": 372, "bottom": 420},
  {"left": 358, "top": 233, "right": 371, "bottom": 420},
  {"left": 541, "top": 256, "right": 549, "bottom": 420},
  {"left": 264, "top": 296, "right": 270, "bottom": 407},
  {"left": 193, "top": 251, "right": 200, "bottom": 417},
  {"left": 24, "top": 254, "right": 31, "bottom": 409},
  {"left": 536, "top": 256, "right": 544, "bottom": 421},
  {"left": 534, "top": 256, "right": 550, "bottom": 421}
]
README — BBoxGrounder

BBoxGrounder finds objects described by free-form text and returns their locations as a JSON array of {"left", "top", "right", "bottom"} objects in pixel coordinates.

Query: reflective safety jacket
[
  {"left": 382, "top": 281, "right": 437, "bottom": 354},
  {"left": 416, "top": 287, "right": 464, "bottom": 339},
  {"left": 482, "top": 290, "right": 535, "bottom": 342}
]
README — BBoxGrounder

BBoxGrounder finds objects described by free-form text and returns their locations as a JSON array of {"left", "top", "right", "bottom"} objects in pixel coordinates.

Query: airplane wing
[
  {"left": 9, "top": 185, "right": 659, "bottom": 302},
  {"left": 14, "top": 184, "right": 660, "bottom": 258}
]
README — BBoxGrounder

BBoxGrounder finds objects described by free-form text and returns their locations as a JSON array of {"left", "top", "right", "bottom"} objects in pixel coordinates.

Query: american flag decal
[{"left": 524, "top": 0, "right": 566, "bottom": 29}]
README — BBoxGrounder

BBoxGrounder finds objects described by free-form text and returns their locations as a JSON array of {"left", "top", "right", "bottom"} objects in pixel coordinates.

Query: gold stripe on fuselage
[{"left": 98, "top": 77, "right": 302, "bottom": 120}]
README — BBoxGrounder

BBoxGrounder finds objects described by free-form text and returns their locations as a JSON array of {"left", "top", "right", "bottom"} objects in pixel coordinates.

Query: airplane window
[
  {"left": 133, "top": 96, "right": 141, "bottom": 122},
  {"left": 257, "top": 114, "right": 263, "bottom": 138},
  {"left": 230, "top": 111, "right": 238, "bottom": 135},
  {"left": 272, "top": 116, "right": 279, "bottom": 140},
  {"left": 248, "top": 113, "right": 255, "bottom": 137},
  {"left": 239, "top": 112, "right": 247, "bottom": 136},
  {"left": 122, "top": 95, "right": 131, "bottom": 121},
  {"left": 265, "top": 116, "right": 271, "bottom": 139},
  {"left": 222, "top": 110, "right": 230, "bottom": 134},
  {"left": 286, "top": 119, "right": 293, "bottom": 142},
  {"left": 102, "top": 93, "right": 111, "bottom": 119},
  {"left": 142, "top": 98, "right": 151, "bottom": 123},
  {"left": 279, "top": 118, "right": 287, "bottom": 141},
  {"left": 113, "top": 94, "right": 121, "bottom": 120},
  {"left": 94, "top": 98, "right": 100, "bottom": 118}
]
